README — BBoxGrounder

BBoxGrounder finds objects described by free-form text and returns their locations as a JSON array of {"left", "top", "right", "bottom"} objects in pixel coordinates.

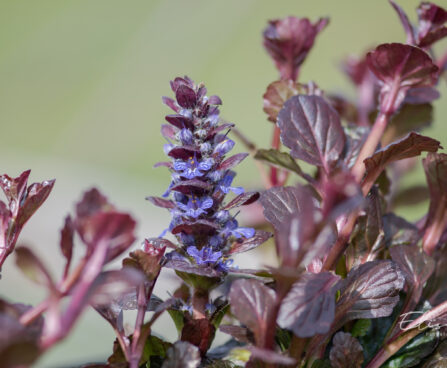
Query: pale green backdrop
[{"left": 0, "top": 0, "right": 445, "bottom": 366}]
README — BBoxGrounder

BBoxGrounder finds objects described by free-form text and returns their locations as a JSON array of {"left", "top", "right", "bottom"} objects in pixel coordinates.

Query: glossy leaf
[
  {"left": 254, "top": 148, "right": 303, "bottom": 176},
  {"left": 277, "top": 95, "right": 345, "bottom": 172},
  {"left": 228, "top": 230, "right": 272, "bottom": 255},
  {"left": 390, "top": 245, "right": 434, "bottom": 308},
  {"left": 17, "top": 179, "right": 55, "bottom": 227},
  {"left": 123, "top": 248, "right": 165, "bottom": 281},
  {"left": 222, "top": 192, "right": 260, "bottom": 210},
  {"left": 260, "top": 185, "right": 316, "bottom": 231},
  {"left": 278, "top": 271, "right": 340, "bottom": 338},
  {"left": 335, "top": 260, "right": 405, "bottom": 327},
  {"left": 329, "top": 332, "right": 364, "bottom": 368},
  {"left": 363, "top": 132, "right": 440, "bottom": 190},
  {"left": 229, "top": 279, "right": 275, "bottom": 347},
  {"left": 0, "top": 170, "right": 31, "bottom": 216},
  {"left": 383, "top": 213, "right": 420, "bottom": 247}
]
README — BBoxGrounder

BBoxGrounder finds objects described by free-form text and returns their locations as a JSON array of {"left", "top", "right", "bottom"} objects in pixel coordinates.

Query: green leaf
[
  {"left": 167, "top": 309, "right": 184, "bottom": 335},
  {"left": 254, "top": 148, "right": 303, "bottom": 176},
  {"left": 143, "top": 336, "right": 171, "bottom": 368},
  {"left": 351, "top": 319, "right": 371, "bottom": 337},
  {"left": 382, "top": 330, "right": 439, "bottom": 368},
  {"left": 311, "top": 359, "right": 332, "bottom": 368}
]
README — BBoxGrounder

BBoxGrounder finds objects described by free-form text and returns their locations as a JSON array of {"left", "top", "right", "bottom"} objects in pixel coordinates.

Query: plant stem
[
  {"left": 130, "top": 283, "right": 147, "bottom": 368},
  {"left": 270, "top": 125, "right": 281, "bottom": 186}
]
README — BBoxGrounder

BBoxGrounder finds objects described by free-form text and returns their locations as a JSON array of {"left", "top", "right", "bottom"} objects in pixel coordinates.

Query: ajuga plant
[{"left": 2, "top": 1, "right": 447, "bottom": 368}]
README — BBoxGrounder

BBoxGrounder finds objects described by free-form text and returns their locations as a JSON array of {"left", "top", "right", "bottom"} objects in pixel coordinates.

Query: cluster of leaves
[{"left": 1, "top": 1, "right": 447, "bottom": 367}]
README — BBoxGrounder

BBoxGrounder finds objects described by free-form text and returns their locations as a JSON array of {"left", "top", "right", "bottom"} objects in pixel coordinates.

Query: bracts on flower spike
[{"left": 148, "top": 76, "right": 269, "bottom": 281}]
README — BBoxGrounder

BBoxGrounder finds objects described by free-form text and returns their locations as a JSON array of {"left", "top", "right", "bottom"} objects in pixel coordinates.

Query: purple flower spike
[
  {"left": 187, "top": 246, "right": 222, "bottom": 265},
  {"left": 177, "top": 196, "right": 213, "bottom": 218},
  {"left": 222, "top": 219, "right": 255, "bottom": 239},
  {"left": 173, "top": 157, "right": 214, "bottom": 179},
  {"left": 218, "top": 172, "right": 244, "bottom": 195},
  {"left": 214, "top": 139, "right": 235, "bottom": 156}
]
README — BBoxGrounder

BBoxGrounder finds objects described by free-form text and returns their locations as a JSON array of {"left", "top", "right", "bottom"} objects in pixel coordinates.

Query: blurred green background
[{"left": 0, "top": 0, "right": 446, "bottom": 366}]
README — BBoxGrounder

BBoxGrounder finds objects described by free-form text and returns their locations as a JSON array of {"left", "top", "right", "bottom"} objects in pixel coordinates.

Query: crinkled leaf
[
  {"left": 366, "top": 43, "right": 438, "bottom": 113},
  {"left": 146, "top": 196, "right": 175, "bottom": 209},
  {"left": 229, "top": 279, "right": 275, "bottom": 347},
  {"left": 278, "top": 271, "right": 340, "bottom": 338},
  {"left": 254, "top": 149, "right": 303, "bottom": 176},
  {"left": 363, "top": 132, "right": 440, "bottom": 190},
  {"left": 382, "top": 330, "right": 439, "bottom": 368},
  {"left": 15, "top": 246, "right": 56, "bottom": 292},
  {"left": 161, "top": 341, "right": 200, "bottom": 368},
  {"left": 263, "top": 80, "right": 300, "bottom": 123},
  {"left": 390, "top": 245, "right": 434, "bottom": 309},
  {"left": 228, "top": 230, "right": 272, "bottom": 255},
  {"left": 263, "top": 16, "right": 328, "bottom": 80},
  {"left": 222, "top": 192, "right": 259, "bottom": 210},
  {"left": 329, "top": 332, "right": 364, "bottom": 368},
  {"left": 335, "top": 260, "right": 405, "bottom": 327},
  {"left": 351, "top": 319, "right": 372, "bottom": 338},
  {"left": 277, "top": 95, "right": 345, "bottom": 172},
  {"left": 260, "top": 185, "right": 316, "bottom": 232}
]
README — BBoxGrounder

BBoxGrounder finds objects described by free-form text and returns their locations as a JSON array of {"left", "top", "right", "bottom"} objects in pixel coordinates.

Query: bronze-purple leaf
[
  {"left": 60, "top": 215, "right": 74, "bottom": 277},
  {"left": 146, "top": 196, "right": 175, "bottom": 209},
  {"left": 175, "top": 84, "right": 197, "bottom": 109},
  {"left": 218, "top": 153, "right": 249, "bottom": 170},
  {"left": 416, "top": 2, "right": 447, "bottom": 48},
  {"left": 277, "top": 95, "right": 345, "bottom": 173},
  {"left": 260, "top": 185, "right": 316, "bottom": 231},
  {"left": 228, "top": 230, "right": 272, "bottom": 255},
  {"left": 277, "top": 271, "right": 340, "bottom": 338},
  {"left": 390, "top": 244, "right": 434, "bottom": 310},
  {"left": 389, "top": 0, "right": 416, "bottom": 44},
  {"left": 171, "top": 219, "right": 218, "bottom": 236},
  {"left": 222, "top": 192, "right": 260, "bottom": 210},
  {"left": 366, "top": 43, "right": 439, "bottom": 113},
  {"left": 219, "top": 325, "right": 253, "bottom": 344},
  {"left": 263, "top": 16, "right": 328, "bottom": 81},
  {"left": 164, "top": 257, "right": 222, "bottom": 278},
  {"left": 254, "top": 149, "right": 304, "bottom": 177},
  {"left": 329, "top": 331, "right": 364, "bottom": 368},
  {"left": 335, "top": 260, "right": 405, "bottom": 327},
  {"left": 168, "top": 145, "right": 201, "bottom": 160},
  {"left": 362, "top": 132, "right": 440, "bottom": 192},
  {"left": 165, "top": 114, "right": 194, "bottom": 131},
  {"left": 0, "top": 170, "right": 30, "bottom": 217},
  {"left": 263, "top": 80, "right": 300, "bottom": 123},
  {"left": 76, "top": 188, "right": 112, "bottom": 220},
  {"left": 170, "top": 179, "right": 211, "bottom": 195},
  {"left": 229, "top": 279, "right": 275, "bottom": 347}
]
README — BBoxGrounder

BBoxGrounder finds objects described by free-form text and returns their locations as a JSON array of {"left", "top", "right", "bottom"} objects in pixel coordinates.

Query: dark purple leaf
[
  {"left": 327, "top": 94, "right": 359, "bottom": 123},
  {"left": 143, "top": 237, "right": 176, "bottom": 251},
  {"left": 0, "top": 203, "right": 11, "bottom": 252},
  {"left": 15, "top": 246, "right": 56, "bottom": 292},
  {"left": 329, "top": 331, "right": 364, "bottom": 368},
  {"left": 181, "top": 317, "right": 215, "bottom": 355},
  {"left": 93, "top": 302, "right": 124, "bottom": 334},
  {"left": 218, "top": 153, "right": 248, "bottom": 170},
  {"left": 222, "top": 192, "right": 260, "bottom": 210},
  {"left": 171, "top": 219, "right": 218, "bottom": 236},
  {"left": 170, "top": 179, "right": 212, "bottom": 195},
  {"left": 76, "top": 188, "right": 112, "bottom": 219},
  {"left": 335, "top": 260, "right": 405, "bottom": 327},
  {"left": 162, "top": 341, "right": 200, "bottom": 368},
  {"left": 175, "top": 84, "right": 197, "bottom": 109},
  {"left": 362, "top": 132, "right": 440, "bottom": 191},
  {"left": 254, "top": 149, "right": 303, "bottom": 176},
  {"left": 116, "top": 292, "right": 163, "bottom": 311},
  {"left": 0, "top": 170, "right": 30, "bottom": 216},
  {"left": 389, "top": 0, "right": 416, "bottom": 44},
  {"left": 342, "top": 125, "right": 369, "bottom": 169},
  {"left": 219, "top": 325, "right": 253, "bottom": 344},
  {"left": 277, "top": 95, "right": 345, "bottom": 172},
  {"left": 277, "top": 271, "right": 340, "bottom": 338},
  {"left": 123, "top": 247, "right": 165, "bottom": 281},
  {"left": 263, "top": 16, "right": 328, "bottom": 80},
  {"left": 228, "top": 230, "right": 272, "bottom": 254},
  {"left": 247, "top": 346, "right": 296, "bottom": 366},
  {"left": 165, "top": 114, "right": 194, "bottom": 131},
  {"left": 260, "top": 185, "right": 316, "bottom": 231},
  {"left": 164, "top": 257, "right": 222, "bottom": 278},
  {"left": 342, "top": 53, "right": 372, "bottom": 87},
  {"left": 390, "top": 244, "right": 434, "bottom": 309},
  {"left": 206, "top": 123, "right": 234, "bottom": 140},
  {"left": 263, "top": 80, "right": 300, "bottom": 123},
  {"left": 383, "top": 213, "right": 420, "bottom": 247},
  {"left": 167, "top": 145, "right": 201, "bottom": 160},
  {"left": 229, "top": 279, "right": 275, "bottom": 347},
  {"left": 366, "top": 43, "right": 439, "bottom": 113},
  {"left": 146, "top": 196, "right": 175, "bottom": 209},
  {"left": 59, "top": 216, "right": 74, "bottom": 273},
  {"left": 423, "top": 152, "right": 447, "bottom": 227},
  {"left": 416, "top": 2, "right": 447, "bottom": 48}
]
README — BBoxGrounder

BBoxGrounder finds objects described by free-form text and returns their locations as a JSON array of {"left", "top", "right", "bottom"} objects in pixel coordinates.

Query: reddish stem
[{"left": 270, "top": 125, "right": 281, "bottom": 186}]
